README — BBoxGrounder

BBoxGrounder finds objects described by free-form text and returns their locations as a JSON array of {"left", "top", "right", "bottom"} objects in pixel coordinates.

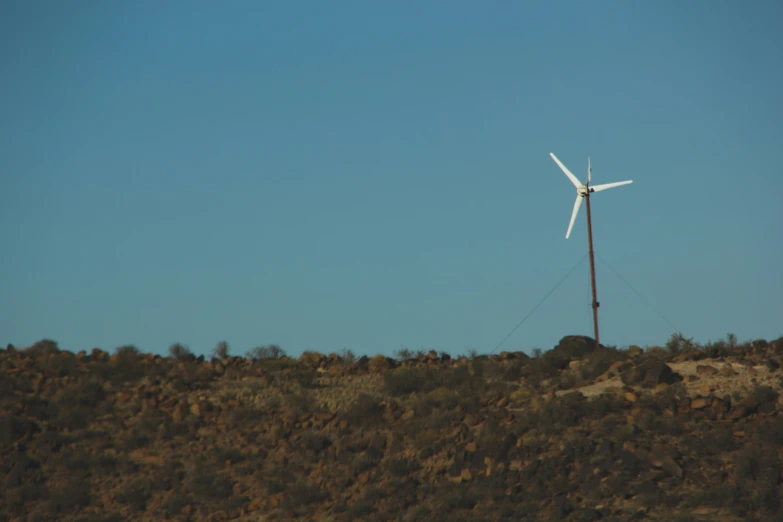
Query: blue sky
[{"left": 2, "top": 1, "right": 781, "bottom": 358}]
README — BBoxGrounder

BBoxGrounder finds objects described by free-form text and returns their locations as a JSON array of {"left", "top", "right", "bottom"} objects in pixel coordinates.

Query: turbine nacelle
[{"left": 549, "top": 152, "right": 633, "bottom": 239}]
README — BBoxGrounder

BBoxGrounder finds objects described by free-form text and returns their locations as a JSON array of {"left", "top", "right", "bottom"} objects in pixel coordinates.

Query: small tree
[
  {"left": 169, "top": 343, "right": 193, "bottom": 361},
  {"left": 212, "top": 341, "right": 230, "bottom": 360},
  {"left": 394, "top": 348, "right": 415, "bottom": 361},
  {"left": 246, "top": 344, "right": 286, "bottom": 360},
  {"left": 665, "top": 332, "right": 697, "bottom": 354},
  {"left": 341, "top": 348, "right": 356, "bottom": 365}
]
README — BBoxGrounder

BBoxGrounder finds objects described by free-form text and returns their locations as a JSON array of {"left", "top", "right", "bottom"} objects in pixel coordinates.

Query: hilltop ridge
[{"left": 2, "top": 334, "right": 783, "bottom": 521}]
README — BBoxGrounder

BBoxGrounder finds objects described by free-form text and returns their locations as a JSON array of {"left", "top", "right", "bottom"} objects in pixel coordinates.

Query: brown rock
[
  {"left": 496, "top": 397, "right": 509, "bottom": 408},
  {"left": 696, "top": 365, "right": 718, "bottom": 375},
  {"left": 718, "top": 365, "right": 737, "bottom": 377},
  {"left": 691, "top": 397, "right": 709, "bottom": 409},
  {"left": 728, "top": 405, "right": 754, "bottom": 420},
  {"left": 621, "top": 358, "right": 682, "bottom": 388},
  {"left": 661, "top": 456, "right": 683, "bottom": 477}
]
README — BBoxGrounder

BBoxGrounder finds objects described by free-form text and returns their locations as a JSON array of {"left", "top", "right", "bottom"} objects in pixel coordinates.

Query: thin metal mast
[{"left": 585, "top": 158, "right": 600, "bottom": 350}]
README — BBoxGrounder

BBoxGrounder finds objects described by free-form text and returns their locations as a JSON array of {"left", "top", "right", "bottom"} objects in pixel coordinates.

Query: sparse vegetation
[
  {"left": 1, "top": 334, "right": 782, "bottom": 521},
  {"left": 168, "top": 342, "right": 193, "bottom": 361},
  {"left": 212, "top": 340, "right": 230, "bottom": 360},
  {"left": 246, "top": 344, "right": 286, "bottom": 360}
]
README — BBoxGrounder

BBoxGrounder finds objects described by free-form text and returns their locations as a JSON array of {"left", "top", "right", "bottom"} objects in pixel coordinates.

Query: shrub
[
  {"left": 282, "top": 391, "right": 316, "bottom": 416},
  {"left": 284, "top": 480, "right": 325, "bottom": 507},
  {"left": 5, "top": 483, "right": 49, "bottom": 516},
  {"left": 578, "top": 347, "right": 628, "bottom": 381},
  {"left": 247, "top": 344, "right": 286, "bottom": 360},
  {"left": 114, "top": 477, "right": 152, "bottom": 512},
  {"left": 383, "top": 367, "right": 435, "bottom": 396},
  {"left": 0, "top": 415, "right": 40, "bottom": 446},
  {"left": 212, "top": 341, "right": 230, "bottom": 360},
  {"left": 169, "top": 343, "right": 193, "bottom": 361},
  {"left": 43, "top": 352, "right": 79, "bottom": 378},
  {"left": 665, "top": 332, "right": 698, "bottom": 354},
  {"left": 290, "top": 366, "right": 317, "bottom": 388},
  {"left": 216, "top": 447, "right": 245, "bottom": 464},
  {"left": 394, "top": 348, "right": 416, "bottom": 361},
  {"left": 751, "top": 385, "right": 779, "bottom": 405},
  {"left": 386, "top": 457, "right": 419, "bottom": 477},
  {"left": 299, "top": 351, "right": 325, "bottom": 366},
  {"left": 342, "top": 393, "right": 384, "bottom": 427},
  {"left": 185, "top": 461, "right": 234, "bottom": 500},
  {"left": 111, "top": 345, "right": 146, "bottom": 382},
  {"left": 163, "top": 493, "right": 190, "bottom": 516},
  {"left": 25, "top": 339, "right": 61, "bottom": 356},
  {"left": 299, "top": 431, "right": 332, "bottom": 453},
  {"left": 340, "top": 349, "right": 356, "bottom": 365},
  {"left": 46, "top": 481, "right": 90, "bottom": 515},
  {"left": 369, "top": 354, "right": 391, "bottom": 373}
]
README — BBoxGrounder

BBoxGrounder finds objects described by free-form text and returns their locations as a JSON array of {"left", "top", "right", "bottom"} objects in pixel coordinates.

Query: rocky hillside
[{"left": 2, "top": 335, "right": 783, "bottom": 522}]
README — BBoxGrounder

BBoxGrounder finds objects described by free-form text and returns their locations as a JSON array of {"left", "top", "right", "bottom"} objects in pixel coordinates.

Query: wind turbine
[{"left": 549, "top": 152, "right": 633, "bottom": 350}]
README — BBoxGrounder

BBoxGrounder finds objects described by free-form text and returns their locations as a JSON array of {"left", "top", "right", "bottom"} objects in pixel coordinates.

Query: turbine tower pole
[
  {"left": 549, "top": 151, "right": 632, "bottom": 352},
  {"left": 584, "top": 175, "right": 600, "bottom": 351}
]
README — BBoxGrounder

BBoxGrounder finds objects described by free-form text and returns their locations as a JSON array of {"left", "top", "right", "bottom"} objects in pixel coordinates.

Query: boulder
[{"left": 621, "top": 358, "right": 682, "bottom": 388}]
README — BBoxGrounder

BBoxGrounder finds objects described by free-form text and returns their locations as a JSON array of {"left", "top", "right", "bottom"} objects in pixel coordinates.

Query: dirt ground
[{"left": 566, "top": 359, "right": 780, "bottom": 399}]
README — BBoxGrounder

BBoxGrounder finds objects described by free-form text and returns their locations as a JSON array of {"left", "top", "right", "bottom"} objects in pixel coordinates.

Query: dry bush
[
  {"left": 110, "top": 345, "right": 147, "bottom": 383},
  {"left": 45, "top": 480, "right": 91, "bottom": 516},
  {"left": 24, "top": 339, "right": 61, "bottom": 357},
  {"left": 299, "top": 351, "right": 325, "bottom": 366},
  {"left": 284, "top": 480, "right": 325, "bottom": 508},
  {"left": 341, "top": 393, "right": 384, "bottom": 427},
  {"left": 169, "top": 343, "right": 194, "bottom": 361},
  {"left": 212, "top": 341, "right": 230, "bottom": 360},
  {"left": 385, "top": 457, "right": 420, "bottom": 477},
  {"left": 369, "top": 354, "right": 391, "bottom": 373},
  {"left": 246, "top": 344, "right": 286, "bottom": 360},
  {"left": 114, "top": 477, "right": 153, "bottom": 512},
  {"left": 578, "top": 347, "right": 629, "bottom": 381},
  {"left": 185, "top": 460, "right": 234, "bottom": 501},
  {"left": 383, "top": 367, "right": 435, "bottom": 396}
]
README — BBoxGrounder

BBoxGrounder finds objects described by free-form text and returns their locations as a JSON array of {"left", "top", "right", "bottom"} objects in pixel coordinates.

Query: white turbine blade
[
  {"left": 550, "top": 153, "right": 582, "bottom": 189},
  {"left": 566, "top": 195, "right": 583, "bottom": 239},
  {"left": 587, "top": 156, "right": 591, "bottom": 184},
  {"left": 591, "top": 180, "right": 633, "bottom": 192}
]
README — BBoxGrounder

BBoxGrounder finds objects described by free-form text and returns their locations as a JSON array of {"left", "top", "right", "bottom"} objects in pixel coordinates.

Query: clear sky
[{"left": 2, "top": 1, "right": 781, "bottom": 358}]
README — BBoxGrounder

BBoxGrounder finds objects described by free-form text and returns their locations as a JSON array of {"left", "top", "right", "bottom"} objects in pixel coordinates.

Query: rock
[
  {"left": 621, "top": 358, "right": 682, "bottom": 388},
  {"left": 661, "top": 456, "right": 683, "bottom": 478},
  {"left": 690, "top": 397, "right": 709, "bottom": 409},
  {"left": 718, "top": 365, "right": 737, "bottom": 377},
  {"left": 696, "top": 365, "right": 718, "bottom": 375},
  {"left": 546, "top": 336, "right": 599, "bottom": 369}
]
